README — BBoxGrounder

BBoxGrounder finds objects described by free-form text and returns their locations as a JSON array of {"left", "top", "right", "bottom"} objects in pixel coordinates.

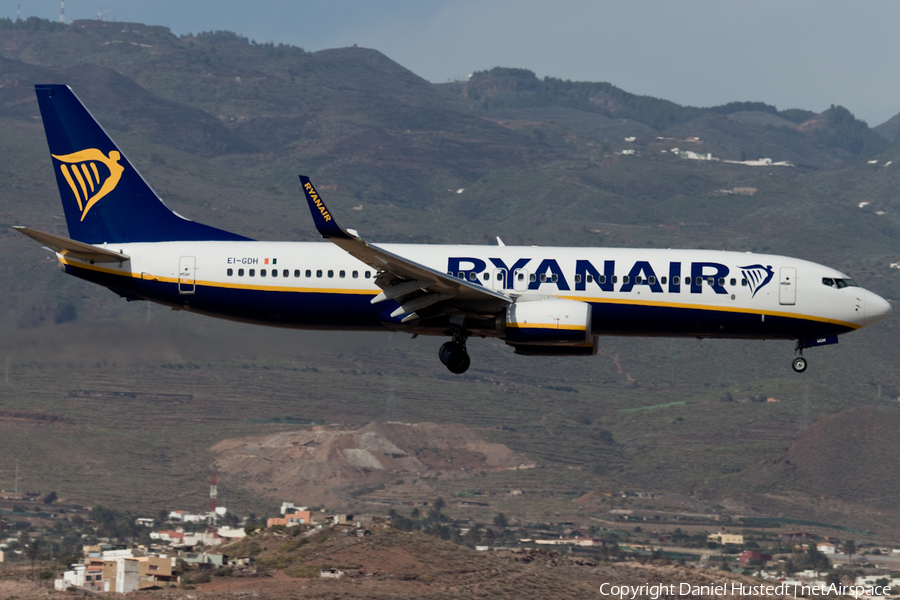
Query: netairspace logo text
[{"left": 599, "top": 582, "right": 893, "bottom": 598}]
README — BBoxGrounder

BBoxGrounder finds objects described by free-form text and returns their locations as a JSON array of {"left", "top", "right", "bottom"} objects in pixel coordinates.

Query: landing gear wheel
[
  {"left": 439, "top": 341, "right": 470, "bottom": 374},
  {"left": 792, "top": 356, "right": 807, "bottom": 373},
  {"left": 448, "top": 352, "right": 470, "bottom": 375}
]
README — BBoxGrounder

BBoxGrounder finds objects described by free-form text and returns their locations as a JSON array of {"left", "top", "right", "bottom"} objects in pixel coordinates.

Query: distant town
[{"left": 2, "top": 489, "right": 899, "bottom": 595}]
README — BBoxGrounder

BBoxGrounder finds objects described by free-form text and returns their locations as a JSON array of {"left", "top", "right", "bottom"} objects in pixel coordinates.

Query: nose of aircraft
[{"left": 865, "top": 289, "right": 892, "bottom": 326}]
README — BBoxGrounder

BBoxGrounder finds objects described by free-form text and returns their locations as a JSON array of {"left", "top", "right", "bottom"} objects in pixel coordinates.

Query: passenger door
[
  {"left": 779, "top": 267, "right": 796, "bottom": 305},
  {"left": 178, "top": 256, "right": 196, "bottom": 295}
]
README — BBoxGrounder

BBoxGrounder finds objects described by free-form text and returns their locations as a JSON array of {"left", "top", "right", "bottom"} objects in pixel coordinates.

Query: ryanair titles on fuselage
[{"left": 448, "top": 256, "right": 775, "bottom": 296}]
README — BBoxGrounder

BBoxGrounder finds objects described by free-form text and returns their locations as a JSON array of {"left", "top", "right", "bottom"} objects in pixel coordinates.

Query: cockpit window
[{"left": 823, "top": 277, "right": 858, "bottom": 289}]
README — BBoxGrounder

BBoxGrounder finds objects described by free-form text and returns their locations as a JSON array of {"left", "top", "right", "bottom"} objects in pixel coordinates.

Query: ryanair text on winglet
[{"left": 304, "top": 182, "right": 332, "bottom": 222}]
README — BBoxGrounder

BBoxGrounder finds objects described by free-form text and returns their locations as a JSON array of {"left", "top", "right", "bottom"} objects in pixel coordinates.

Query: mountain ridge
[{"left": 1, "top": 18, "right": 900, "bottom": 535}]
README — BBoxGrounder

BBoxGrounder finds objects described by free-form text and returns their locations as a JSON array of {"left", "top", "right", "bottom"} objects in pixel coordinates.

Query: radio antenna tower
[
  {"left": 59, "top": 0, "right": 65, "bottom": 24},
  {"left": 17, "top": 3, "right": 20, "bottom": 21},
  {"left": 209, "top": 471, "right": 218, "bottom": 514},
  {"left": 97, "top": 6, "right": 101, "bottom": 20}
]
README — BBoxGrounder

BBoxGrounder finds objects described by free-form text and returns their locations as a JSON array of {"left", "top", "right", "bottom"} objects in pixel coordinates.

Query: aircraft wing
[
  {"left": 12, "top": 226, "right": 130, "bottom": 263},
  {"left": 299, "top": 176, "right": 510, "bottom": 322}
]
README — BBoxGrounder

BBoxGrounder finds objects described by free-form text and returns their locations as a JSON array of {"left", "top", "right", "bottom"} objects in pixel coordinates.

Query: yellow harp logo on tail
[{"left": 51, "top": 149, "right": 125, "bottom": 221}]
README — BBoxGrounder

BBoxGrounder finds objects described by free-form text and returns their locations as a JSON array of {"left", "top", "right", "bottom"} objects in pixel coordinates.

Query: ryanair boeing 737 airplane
[{"left": 15, "top": 85, "right": 892, "bottom": 374}]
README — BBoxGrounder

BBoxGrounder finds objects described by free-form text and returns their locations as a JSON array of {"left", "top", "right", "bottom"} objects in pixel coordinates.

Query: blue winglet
[{"left": 299, "top": 175, "right": 354, "bottom": 240}]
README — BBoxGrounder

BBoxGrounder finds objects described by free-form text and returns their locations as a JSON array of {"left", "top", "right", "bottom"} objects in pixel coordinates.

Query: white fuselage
[{"left": 56, "top": 241, "right": 890, "bottom": 341}]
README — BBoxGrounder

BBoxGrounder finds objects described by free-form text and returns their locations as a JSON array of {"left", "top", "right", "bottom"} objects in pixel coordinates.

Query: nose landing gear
[
  {"left": 792, "top": 341, "right": 807, "bottom": 373},
  {"left": 439, "top": 327, "right": 470, "bottom": 374}
]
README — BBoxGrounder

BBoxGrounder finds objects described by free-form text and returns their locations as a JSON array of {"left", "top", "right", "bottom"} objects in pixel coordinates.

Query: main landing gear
[
  {"left": 439, "top": 327, "right": 470, "bottom": 374},
  {"left": 792, "top": 341, "right": 808, "bottom": 373}
]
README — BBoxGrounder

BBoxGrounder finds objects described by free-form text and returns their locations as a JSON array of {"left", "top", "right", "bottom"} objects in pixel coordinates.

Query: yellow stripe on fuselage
[{"left": 58, "top": 257, "right": 860, "bottom": 330}]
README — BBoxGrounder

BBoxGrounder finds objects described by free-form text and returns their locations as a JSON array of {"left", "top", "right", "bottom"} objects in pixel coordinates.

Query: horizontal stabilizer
[{"left": 12, "top": 226, "right": 130, "bottom": 263}]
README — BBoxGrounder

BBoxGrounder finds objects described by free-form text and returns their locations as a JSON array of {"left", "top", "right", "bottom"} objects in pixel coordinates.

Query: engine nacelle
[
  {"left": 503, "top": 298, "right": 592, "bottom": 346},
  {"left": 511, "top": 338, "right": 598, "bottom": 356}
]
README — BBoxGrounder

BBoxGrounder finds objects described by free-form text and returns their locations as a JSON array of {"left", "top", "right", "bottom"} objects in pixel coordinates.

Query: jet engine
[{"left": 503, "top": 298, "right": 593, "bottom": 346}]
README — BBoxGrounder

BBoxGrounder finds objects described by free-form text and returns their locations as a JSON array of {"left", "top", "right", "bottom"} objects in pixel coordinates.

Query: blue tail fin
[{"left": 35, "top": 84, "right": 251, "bottom": 244}]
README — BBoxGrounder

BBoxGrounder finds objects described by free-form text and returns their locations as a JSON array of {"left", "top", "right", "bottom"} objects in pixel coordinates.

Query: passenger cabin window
[
  {"left": 661, "top": 276, "right": 667, "bottom": 285},
  {"left": 730, "top": 278, "right": 736, "bottom": 286},
  {"left": 496, "top": 273, "right": 503, "bottom": 281},
  {"left": 483, "top": 273, "right": 489, "bottom": 281},
  {"left": 468, "top": 272, "right": 477, "bottom": 281},
  {"left": 635, "top": 276, "right": 643, "bottom": 284},
  {"left": 530, "top": 273, "right": 537, "bottom": 282},
  {"left": 551, "top": 274, "right": 558, "bottom": 283},
  {"left": 648, "top": 276, "right": 656, "bottom": 285},
  {"left": 260, "top": 269, "right": 266, "bottom": 277},
  {"left": 227, "top": 268, "right": 233, "bottom": 276},
  {"left": 283, "top": 269, "right": 289, "bottom": 277},
  {"left": 622, "top": 275, "right": 630, "bottom": 285},
  {"left": 339, "top": 270, "right": 345, "bottom": 278},
  {"left": 328, "top": 270, "right": 334, "bottom": 278},
  {"left": 540, "top": 273, "right": 547, "bottom": 283},
  {"left": 599, "top": 275, "right": 606, "bottom": 284},
  {"left": 695, "top": 276, "right": 702, "bottom": 286},
  {"left": 306, "top": 270, "right": 312, "bottom": 277},
  {"left": 612, "top": 275, "right": 618, "bottom": 284},
  {"left": 574, "top": 274, "right": 582, "bottom": 283},
  {"left": 365, "top": 271, "right": 371, "bottom": 278},
  {"left": 294, "top": 269, "right": 300, "bottom": 277},
  {"left": 718, "top": 277, "right": 725, "bottom": 286},
  {"left": 249, "top": 269, "right": 255, "bottom": 277},
  {"left": 586, "top": 274, "right": 593, "bottom": 283},
  {"left": 238, "top": 268, "right": 244, "bottom": 276},
  {"left": 316, "top": 270, "right": 322, "bottom": 278},
  {"left": 352, "top": 271, "right": 358, "bottom": 278},
  {"left": 707, "top": 277, "right": 714, "bottom": 285},
  {"left": 742, "top": 278, "right": 748, "bottom": 286},
  {"left": 518, "top": 273, "right": 525, "bottom": 281},
  {"left": 673, "top": 276, "right": 680, "bottom": 285},
  {"left": 271, "top": 269, "right": 277, "bottom": 278}
]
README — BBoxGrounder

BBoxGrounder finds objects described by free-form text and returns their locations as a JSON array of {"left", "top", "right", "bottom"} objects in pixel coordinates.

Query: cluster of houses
[
  {"left": 54, "top": 501, "right": 373, "bottom": 593},
  {"left": 53, "top": 506, "right": 249, "bottom": 593},
  {"left": 266, "top": 502, "right": 357, "bottom": 529},
  {"left": 54, "top": 546, "right": 178, "bottom": 593}
]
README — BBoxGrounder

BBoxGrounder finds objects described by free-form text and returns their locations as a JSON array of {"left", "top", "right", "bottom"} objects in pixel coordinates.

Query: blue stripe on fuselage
[{"left": 64, "top": 264, "right": 852, "bottom": 339}]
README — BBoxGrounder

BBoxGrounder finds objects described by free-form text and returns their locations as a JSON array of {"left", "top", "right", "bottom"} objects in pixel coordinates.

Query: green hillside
[{"left": 1, "top": 18, "right": 900, "bottom": 536}]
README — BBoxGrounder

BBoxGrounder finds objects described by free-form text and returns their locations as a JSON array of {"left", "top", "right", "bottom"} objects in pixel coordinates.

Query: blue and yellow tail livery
[{"left": 35, "top": 84, "right": 249, "bottom": 244}]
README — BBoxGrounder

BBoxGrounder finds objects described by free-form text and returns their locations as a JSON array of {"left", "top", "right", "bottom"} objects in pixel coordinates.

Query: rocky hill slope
[{"left": 211, "top": 422, "right": 535, "bottom": 505}]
